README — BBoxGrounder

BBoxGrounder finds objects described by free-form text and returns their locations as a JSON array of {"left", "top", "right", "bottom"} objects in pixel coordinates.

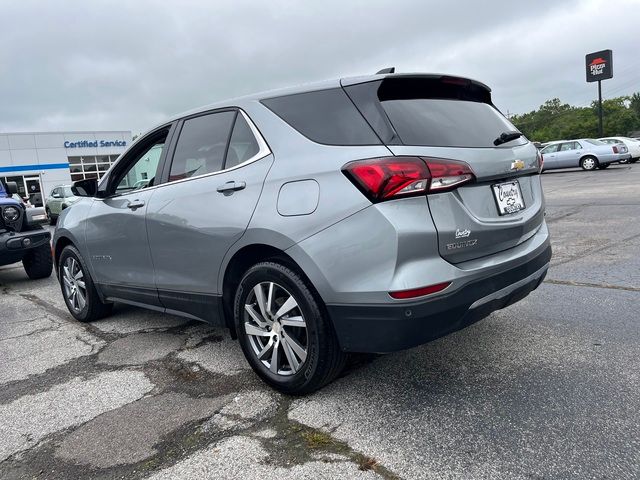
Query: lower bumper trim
[{"left": 327, "top": 244, "right": 551, "bottom": 353}]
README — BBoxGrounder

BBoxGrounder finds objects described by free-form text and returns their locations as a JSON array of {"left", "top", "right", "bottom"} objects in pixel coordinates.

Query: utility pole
[{"left": 597, "top": 80, "right": 603, "bottom": 136}]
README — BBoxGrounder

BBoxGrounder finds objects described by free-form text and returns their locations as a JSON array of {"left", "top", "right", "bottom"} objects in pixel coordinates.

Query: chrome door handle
[
  {"left": 127, "top": 199, "right": 145, "bottom": 210},
  {"left": 216, "top": 181, "right": 246, "bottom": 195}
]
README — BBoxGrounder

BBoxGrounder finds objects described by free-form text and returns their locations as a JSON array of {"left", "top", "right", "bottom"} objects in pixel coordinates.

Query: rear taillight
[
  {"left": 612, "top": 145, "right": 619, "bottom": 153},
  {"left": 342, "top": 156, "right": 475, "bottom": 203}
]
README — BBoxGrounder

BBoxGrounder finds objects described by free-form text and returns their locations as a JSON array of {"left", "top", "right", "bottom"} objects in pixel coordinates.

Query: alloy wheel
[
  {"left": 62, "top": 257, "right": 87, "bottom": 313},
  {"left": 243, "top": 281, "right": 308, "bottom": 376}
]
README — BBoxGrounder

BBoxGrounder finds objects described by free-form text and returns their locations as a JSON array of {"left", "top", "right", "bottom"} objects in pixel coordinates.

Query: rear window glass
[
  {"left": 169, "top": 111, "right": 235, "bottom": 182},
  {"left": 261, "top": 88, "right": 380, "bottom": 145},
  {"left": 226, "top": 114, "right": 260, "bottom": 168},
  {"left": 584, "top": 139, "right": 605, "bottom": 145},
  {"left": 381, "top": 99, "right": 525, "bottom": 148}
]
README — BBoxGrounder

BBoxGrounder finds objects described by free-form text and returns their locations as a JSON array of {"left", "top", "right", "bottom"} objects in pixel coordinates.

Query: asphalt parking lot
[{"left": 1, "top": 164, "right": 639, "bottom": 479}]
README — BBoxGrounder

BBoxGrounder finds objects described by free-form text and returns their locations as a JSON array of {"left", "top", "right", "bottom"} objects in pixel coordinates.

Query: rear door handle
[
  {"left": 127, "top": 199, "right": 145, "bottom": 210},
  {"left": 216, "top": 181, "right": 246, "bottom": 195}
]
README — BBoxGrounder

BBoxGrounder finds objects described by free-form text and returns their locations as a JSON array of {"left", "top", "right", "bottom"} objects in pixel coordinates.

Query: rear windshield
[
  {"left": 345, "top": 77, "right": 526, "bottom": 149},
  {"left": 381, "top": 99, "right": 524, "bottom": 148}
]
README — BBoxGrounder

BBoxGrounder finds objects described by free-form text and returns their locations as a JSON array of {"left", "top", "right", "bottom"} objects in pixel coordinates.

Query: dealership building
[{"left": 0, "top": 130, "right": 131, "bottom": 206}]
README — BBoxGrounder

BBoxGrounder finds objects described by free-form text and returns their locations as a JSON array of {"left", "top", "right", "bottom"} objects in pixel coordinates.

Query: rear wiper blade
[{"left": 494, "top": 131, "right": 523, "bottom": 146}]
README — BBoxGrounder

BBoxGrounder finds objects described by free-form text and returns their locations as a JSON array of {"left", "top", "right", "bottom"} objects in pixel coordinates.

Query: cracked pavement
[{"left": 1, "top": 164, "right": 639, "bottom": 479}]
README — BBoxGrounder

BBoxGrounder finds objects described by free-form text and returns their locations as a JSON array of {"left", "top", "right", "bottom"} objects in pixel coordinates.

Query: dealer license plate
[{"left": 491, "top": 180, "right": 525, "bottom": 215}]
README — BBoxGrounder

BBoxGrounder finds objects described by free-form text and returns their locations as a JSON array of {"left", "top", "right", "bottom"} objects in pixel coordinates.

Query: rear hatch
[{"left": 343, "top": 75, "right": 544, "bottom": 264}]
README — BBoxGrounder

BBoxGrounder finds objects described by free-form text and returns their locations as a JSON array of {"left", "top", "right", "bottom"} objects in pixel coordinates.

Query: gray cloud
[{"left": 1, "top": 0, "right": 638, "bottom": 134}]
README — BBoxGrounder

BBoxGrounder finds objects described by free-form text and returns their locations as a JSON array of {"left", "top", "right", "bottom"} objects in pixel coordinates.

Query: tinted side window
[
  {"left": 169, "top": 111, "right": 236, "bottom": 182},
  {"left": 225, "top": 114, "right": 260, "bottom": 169},
  {"left": 541, "top": 144, "right": 559, "bottom": 154},
  {"left": 261, "top": 88, "right": 380, "bottom": 146},
  {"left": 559, "top": 142, "right": 574, "bottom": 151}
]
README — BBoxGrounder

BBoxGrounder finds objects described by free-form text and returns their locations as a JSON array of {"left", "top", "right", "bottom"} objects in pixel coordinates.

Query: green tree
[{"left": 511, "top": 93, "right": 640, "bottom": 142}]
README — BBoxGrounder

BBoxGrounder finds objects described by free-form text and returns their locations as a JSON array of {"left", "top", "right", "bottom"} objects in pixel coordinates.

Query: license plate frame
[{"left": 491, "top": 180, "right": 525, "bottom": 216}]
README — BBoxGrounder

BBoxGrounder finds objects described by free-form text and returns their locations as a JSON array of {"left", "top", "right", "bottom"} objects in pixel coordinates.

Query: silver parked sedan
[{"left": 540, "top": 138, "right": 631, "bottom": 171}]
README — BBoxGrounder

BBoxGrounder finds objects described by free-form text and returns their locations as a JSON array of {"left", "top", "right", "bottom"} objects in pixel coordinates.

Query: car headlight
[{"left": 2, "top": 206, "right": 21, "bottom": 222}]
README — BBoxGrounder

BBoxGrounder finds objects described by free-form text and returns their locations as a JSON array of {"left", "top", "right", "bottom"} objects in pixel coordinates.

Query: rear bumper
[{"left": 327, "top": 244, "right": 552, "bottom": 353}]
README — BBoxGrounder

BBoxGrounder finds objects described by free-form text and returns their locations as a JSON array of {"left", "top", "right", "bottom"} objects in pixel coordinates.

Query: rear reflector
[
  {"left": 389, "top": 282, "right": 451, "bottom": 299},
  {"left": 342, "top": 157, "right": 475, "bottom": 202}
]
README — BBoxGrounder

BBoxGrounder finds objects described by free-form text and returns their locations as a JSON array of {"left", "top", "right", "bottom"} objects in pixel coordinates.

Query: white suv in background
[
  {"left": 598, "top": 137, "right": 640, "bottom": 164},
  {"left": 45, "top": 185, "right": 80, "bottom": 224}
]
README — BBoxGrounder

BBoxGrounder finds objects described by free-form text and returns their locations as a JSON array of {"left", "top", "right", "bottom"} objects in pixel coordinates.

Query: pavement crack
[
  {"left": 544, "top": 278, "right": 640, "bottom": 293},
  {"left": 18, "top": 293, "right": 71, "bottom": 322}
]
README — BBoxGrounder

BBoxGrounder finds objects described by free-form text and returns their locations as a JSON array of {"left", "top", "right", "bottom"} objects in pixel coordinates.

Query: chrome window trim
[{"left": 100, "top": 109, "right": 271, "bottom": 199}]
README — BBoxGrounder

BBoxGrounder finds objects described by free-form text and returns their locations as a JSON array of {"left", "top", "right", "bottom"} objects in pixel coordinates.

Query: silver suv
[{"left": 53, "top": 73, "right": 551, "bottom": 394}]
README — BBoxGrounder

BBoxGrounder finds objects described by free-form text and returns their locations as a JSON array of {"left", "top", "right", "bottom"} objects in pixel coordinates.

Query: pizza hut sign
[{"left": 585, "top": 50, "right": 613, "bottom": 82}]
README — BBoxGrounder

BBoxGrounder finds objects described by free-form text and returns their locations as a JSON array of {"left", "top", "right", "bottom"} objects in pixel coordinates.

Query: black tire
[
  {"left": 597, "top": 164, "right": 610, "bottom": 169},
  {"left": 22, "top": 243, "right": 53, "bottom": 279},
  {"left": 234, "top": 261, "right": 346, "bottom": 395},
  {"left": 580, "top": 156, "right": 598, "bottom": 171},
  {"left": 630, "top": 158, "right": 638, "bottom": 164},
  {"left": 58, "top": 245, "right": 113, "bottom": 322}
]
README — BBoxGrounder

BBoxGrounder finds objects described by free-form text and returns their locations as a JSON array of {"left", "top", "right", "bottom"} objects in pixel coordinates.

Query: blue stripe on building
[{"left": 0, "top": 163, "right": 69, "bottom": 173}]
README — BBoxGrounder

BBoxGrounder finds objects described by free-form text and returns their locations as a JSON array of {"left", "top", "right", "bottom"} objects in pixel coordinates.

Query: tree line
[{"left": 510, "top": 93, "right": 640, "bottom": 142}]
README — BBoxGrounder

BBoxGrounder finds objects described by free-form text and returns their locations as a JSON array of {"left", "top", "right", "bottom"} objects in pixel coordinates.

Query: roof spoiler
[{"left": 376, "top": 67, "right": 395, "bottom": 74}]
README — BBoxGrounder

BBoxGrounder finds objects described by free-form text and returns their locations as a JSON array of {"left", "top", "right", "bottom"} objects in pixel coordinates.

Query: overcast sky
[{"left": 1, "top": 0, "right": 639, "bottom": 134}]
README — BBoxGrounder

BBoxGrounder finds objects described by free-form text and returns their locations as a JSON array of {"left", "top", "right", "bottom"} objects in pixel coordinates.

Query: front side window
[
  {"left": 541, "top": 144, "right": 559, "bottom": 154},
  {"left": 169, "top": 111, "right": 236, "bottom": 182},
  {"left": 63, "top": 187, "right": 74, "bottom": 197},
  {"left": 114, "top": 138, "right": 165, "bottom": 194}
]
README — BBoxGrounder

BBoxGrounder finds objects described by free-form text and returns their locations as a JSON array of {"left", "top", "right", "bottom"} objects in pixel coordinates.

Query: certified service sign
[{"left": 585, "top": 50, "right": 613, "bottom": 82}]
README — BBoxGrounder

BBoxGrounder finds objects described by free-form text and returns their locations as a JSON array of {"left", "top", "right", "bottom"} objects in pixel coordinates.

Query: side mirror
[
  {"left": 5, "top": 181, "right": 19, "bottom": 195},
  {"left": 72, "top": 178, "right": 98, "bottom": 197}
]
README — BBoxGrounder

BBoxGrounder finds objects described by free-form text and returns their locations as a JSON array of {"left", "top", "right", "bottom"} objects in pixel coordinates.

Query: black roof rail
[{"left": 376, "top": 67, "right": 395, "bottom": 74}]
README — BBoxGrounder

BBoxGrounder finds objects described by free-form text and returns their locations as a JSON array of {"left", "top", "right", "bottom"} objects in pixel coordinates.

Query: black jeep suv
[{"left": 0, "top": 181, "right": 53, "bottom": 279}]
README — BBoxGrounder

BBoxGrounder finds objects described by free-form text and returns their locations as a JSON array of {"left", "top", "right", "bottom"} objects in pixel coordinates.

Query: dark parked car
[
  {"left": 0, "top": 181, "right": 52, "bottom": 279},
  {"left": 53, "top": 72, "right": 551, "bottom": 394}
]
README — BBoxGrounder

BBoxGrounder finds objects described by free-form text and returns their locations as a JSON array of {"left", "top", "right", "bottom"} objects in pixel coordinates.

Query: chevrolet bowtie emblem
[{"left": 511, "top": 160, "right": 525, "bottom": 170}]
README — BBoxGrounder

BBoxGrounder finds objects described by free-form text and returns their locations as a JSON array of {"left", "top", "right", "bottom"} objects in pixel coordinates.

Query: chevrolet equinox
[{"left": 53, "top": 72, "right": 551, "bottom": 394}]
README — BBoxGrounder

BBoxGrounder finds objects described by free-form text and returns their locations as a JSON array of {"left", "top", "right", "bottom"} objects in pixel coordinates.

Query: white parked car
[
  {"left": 540, "top": 139, "right": 631, "bottom": 171},
  {"left": 598, "top": 137, "right": 640, "bottom": 163}
]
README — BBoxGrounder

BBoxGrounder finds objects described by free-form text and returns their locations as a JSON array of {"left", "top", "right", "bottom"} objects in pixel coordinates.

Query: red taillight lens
[
  {"left": 389, "top": 281, "right": 451, "bottom": 299},
  {"left": 424, "top": 158, "right": 475, "bottom": 192},
  {"left": 342, "top": 157, "right": 474, "bottom": 203},
  {"left": 612, "top": 146, "right": 619, "bottom": 153},
  {"left": 342, "top": 157, "right": 430, "bottom": 202}
]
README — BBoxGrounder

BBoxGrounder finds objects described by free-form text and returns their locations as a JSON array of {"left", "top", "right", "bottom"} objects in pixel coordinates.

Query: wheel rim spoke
[
  {"left": 270, "top": 340, "right": 279, "bottom": 373},
  {"left": 266, "top": 282, "right": 274, "bottom": 316},
  {"left": 275, "top": 295, "right": 298, "bottom": 320},
  {"left": 282, "top": 331, "right": 307, "bottom": 362},
  {"left": 280, "top": 316, "right": 305, "bottom": 328},
  {"left": 244, "top": 322, "right": 270, "bottom": 337},
  {"left": 76, "top": 288, "right": 86, "bottom": 310},
  {"left": 281, "top": 337, "right": 300, "bottom": 373},
  {"left": 257, "top": 338, "right": 274, "bottom": 360},
  {"left": 254, "top": 283, "right": 273, "bottom": 320},
  {"left": 245, "top": 304, "right": 269, "bottom": 328},
  {"left": 76, "top": 280, "right": 86, "bottom": 290}
]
